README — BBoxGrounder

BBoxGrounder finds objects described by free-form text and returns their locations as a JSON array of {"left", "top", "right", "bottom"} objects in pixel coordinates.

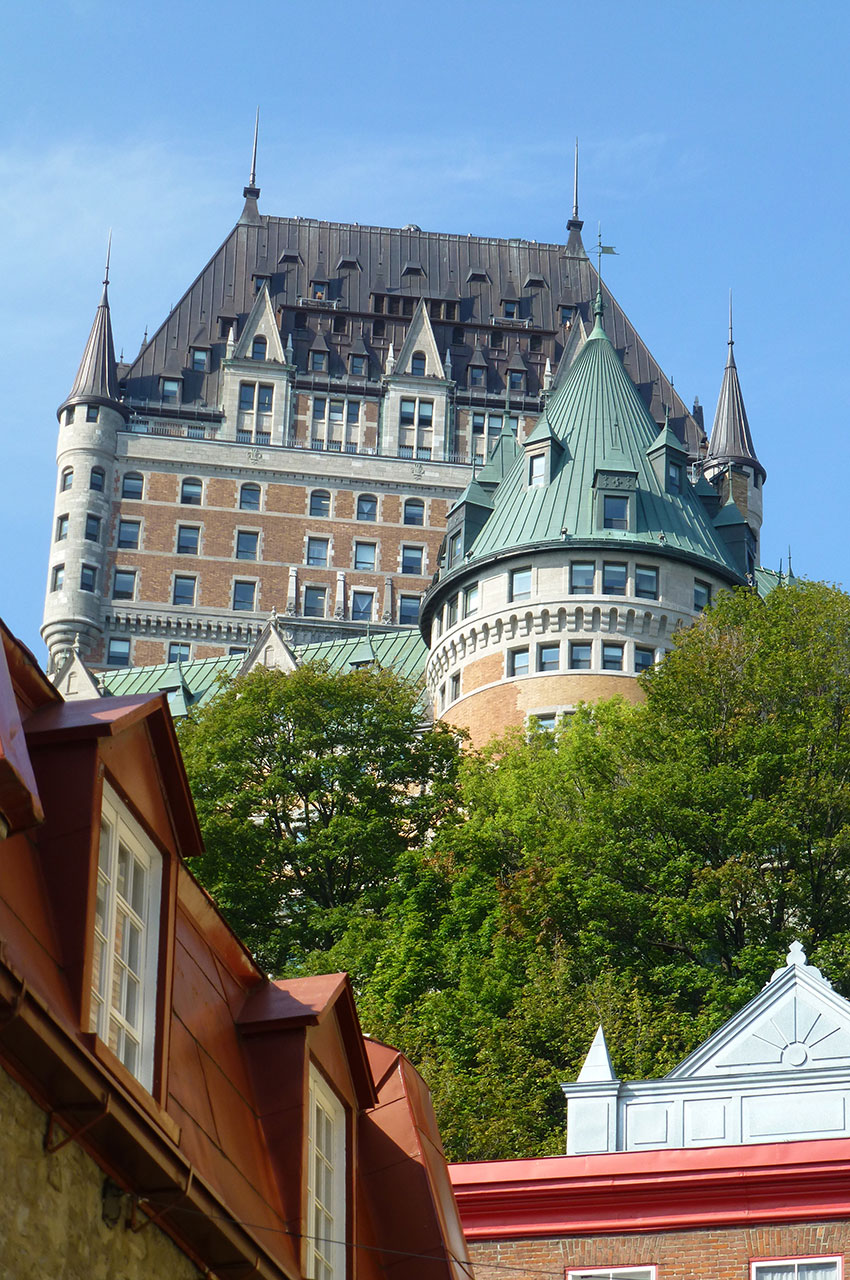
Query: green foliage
[{"left": 178, "top": 663, "right": 462, "bottom": 971}]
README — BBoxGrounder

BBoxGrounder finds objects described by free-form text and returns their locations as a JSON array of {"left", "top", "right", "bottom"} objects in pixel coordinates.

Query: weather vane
[{"left": 596, "top": 225, "right": 618, "bottom": 281}]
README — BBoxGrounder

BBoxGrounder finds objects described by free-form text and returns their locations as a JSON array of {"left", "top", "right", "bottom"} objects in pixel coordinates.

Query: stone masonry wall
[
  {"left": 0, "top": 1064, "right": 200, "bottom": 1280},
  {"left": 468, "top": 1224, "right": 850, "bottom": 1280}
]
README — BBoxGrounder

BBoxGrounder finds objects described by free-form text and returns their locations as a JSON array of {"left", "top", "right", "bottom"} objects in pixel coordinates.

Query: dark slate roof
[
  {"left": 461, "top": 302, "right": 742, "bottom": 576},
  {"left": 61, "top": 280, "right": 128, "bottom": 417},
  {"left": 706, "top": 328, "right": 765, "bottom": 480},
  {"left": 119, "top": 213, "right": 706, "bottom": 453}
]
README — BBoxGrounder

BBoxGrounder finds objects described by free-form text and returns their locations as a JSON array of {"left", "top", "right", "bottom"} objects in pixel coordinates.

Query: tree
[{"left": 178, "top": 663, "right": 462, "bottom": 972}]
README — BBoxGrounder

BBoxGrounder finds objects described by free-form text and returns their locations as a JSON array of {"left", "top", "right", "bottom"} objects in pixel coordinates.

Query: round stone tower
[{"left": 42, "top": 258, "right": 130, "bottom": 672}]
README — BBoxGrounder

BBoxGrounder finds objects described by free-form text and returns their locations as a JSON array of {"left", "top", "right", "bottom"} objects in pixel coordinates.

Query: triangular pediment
[
  {"left": 668, "top": 946, "right": 850, "bottom": 1079},
  {"left": 392, "top": 299, "right": 446, "bottom": 379},
  {"left": 242, "top": 618, "right": 298, "bottom": 674},
  {"left": 232, "top": 284, "right": 285, "bottom": 363},
  {"left": 52, "top": 651, "right": 102, "bottom": 701}
]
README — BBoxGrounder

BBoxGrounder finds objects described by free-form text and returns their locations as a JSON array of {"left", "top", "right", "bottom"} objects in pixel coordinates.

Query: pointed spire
[
  {"left": 567, "top": 137, "right": 583, "bottom": 234},
  {"left": 238, "top": 108, "right": 262, "bottom": 226},
  {"left": 704, "top": 298, "right": 765, "bottom": 483},
  {"left": 577, "top": 1026, "right": 618, "bottom": 1083},
  {"left": 59, "top": 237, "right": 129, "bottom": 420}
]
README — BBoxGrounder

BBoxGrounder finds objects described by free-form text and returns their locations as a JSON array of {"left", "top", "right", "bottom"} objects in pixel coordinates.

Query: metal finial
[
  {"left": 728, "top": 288, "right": 734, "bottom": 348},
  {"left": 572, "top": 137, "right": 579, "bottom": 221},
  {"left": 104, "top": 229, "right": 112, "bottom": 286},
  {"left": 788, "top": 545, "right": 793, "bottom": 578},
  {"left": 249, "top": 107, "right": 259, "bottom": 188}
]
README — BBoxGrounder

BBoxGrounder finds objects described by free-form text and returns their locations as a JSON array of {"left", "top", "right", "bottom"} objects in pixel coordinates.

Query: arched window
[
  {"left": 411, "top": 351, "right": 426, "bottom": 377},
  {"left": 310, "top": 489, "right": 331, "bottom": 518},
  {"left": 90, "top": 466, "right": 105, "bottom": 492},
  {"left": 251, "top": 336, "right": 267, "bottom": 361},
  {"left": 122, "top": 472, "right": 143, "bottom": 500},
  {"left": 240, "top": 483, "right": 261, "bottom": 511},
  {"left": 357, "top": 493, "right": 377, "bottom": 521},
  {"left": 403, "top": 498, "right": 425, "bottom": 527},
  {"left": 181, "top": 477, "right": 203, "bottom": 505},
  {"left": 60, "top": 466, "right": 73, "bottom": 492}
]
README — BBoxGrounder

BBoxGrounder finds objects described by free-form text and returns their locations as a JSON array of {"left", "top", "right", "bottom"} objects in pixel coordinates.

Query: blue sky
[{"left": 2, "top": 0, "right": 848, "bottom": 657}]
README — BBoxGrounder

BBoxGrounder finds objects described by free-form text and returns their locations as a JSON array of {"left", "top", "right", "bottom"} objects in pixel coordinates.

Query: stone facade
[{"left": 0, "top": 1064, "right": 200, "bottom": 1279}]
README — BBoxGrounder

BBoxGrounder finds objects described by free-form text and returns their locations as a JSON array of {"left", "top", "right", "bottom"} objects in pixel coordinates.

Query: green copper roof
[
  {"left": 298, "top": 628, "right": 427, "bottom": 680},
  {"left": 462, "top": 313, "right": 742, "bottom": 575}
]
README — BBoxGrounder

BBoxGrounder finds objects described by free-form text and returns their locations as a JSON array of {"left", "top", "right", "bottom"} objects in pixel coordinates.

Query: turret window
[
  {"left": 448, "top": 532, "right": 462, "bottom": 566},
  {"left": 51, "top": 565, "right": 65, "bottom": 591},
  {"left": 694, "top": 580, "right": 711, "bottom": 613},
  {"left": 538, "top": 644, "right": 560, "bottom": 672},
  {"left": 635, "top": 566, "right": 659, "bottom": 599},
  {"left": 90, "top": 466, "right": 105, "bottom": 492},
  {"left": 80, "top": 565, "right": 97, "bottom": 593},
  {"left": 509, "top": 567, "right": 532, "bottom": 602},
  {"left": 61, "top": 467, "right": 73, "bottom": 491},
  {"left": 569, "top": 642, "right": 592, "bottom": 670},
  {"left": 603, "top": 495, "right": 629, "bottom": 529},
  {"left": 602, "top": 643, "right": 624, "bottom": 671},
  {"left": 634, "top": 647, "right": 655, "bottom": 673},
  {"left": 446, "top": 596, "right": 458, "bottom": 627},
  {"left": 450, "top": 672, "right": 461, "bottom": 701},
  {"left": 463, "top": 584, "right": 479, "bottom": 617},
  {"left": 508, "top": 648, "right": 530, "bottom": 678},
  {"left": 113, "top": 570, "right": 136, "bottom": 601},
  {"left": 529, "top": 454, "right": 545, "bottom": 487},
  {"left": 181, "top": 478, "right": 203, "bottom": 505},
  {"left": 65, "top": 408, "right": 75, "bottom": 426},
  {"left": 602, "top": 562, "right": 627, "bottom": 595},
  {"left": 117, "top": 520, "right": 140, "bottom": 550},
  {"left": 85, "top": 514, "right": 101, "bottom": 542},
  {"left": 55, "top": 515, "right": 69, "bottom": 541},
  {"left": 570, "top": 562, "right": 595, "bottom": 594},
  {"left": 122, "top": 472, "right": 143, "bottom": 500},
  {"left": 86, "top": 405, "right": 99, "bottom": 423}
]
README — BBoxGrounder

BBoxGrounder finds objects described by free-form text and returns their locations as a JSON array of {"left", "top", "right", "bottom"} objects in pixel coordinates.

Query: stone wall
[{"left": 0, "top": 1065, "right": 200, "bottom": 1279}]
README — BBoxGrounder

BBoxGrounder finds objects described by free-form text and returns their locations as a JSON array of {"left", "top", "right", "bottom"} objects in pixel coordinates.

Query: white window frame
[
  {"left": 568, "top": 1269, "right": 657, "bottom": 1280},
  {"left": 90, "top": 783, "right": 162, "bottom": 1091},
  {"left": 751, "top": 1258, "right": 842, "bottom": 1280},
  {"left": 307, "top": 1065, "right": 347, "bottom": 1280}
]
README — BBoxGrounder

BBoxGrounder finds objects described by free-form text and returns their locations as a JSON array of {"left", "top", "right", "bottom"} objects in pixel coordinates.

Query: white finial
[
  {"left": 768, "top": 939, "right": 832, "bottom": 988},
  {"left": 786, "top": 940, "right": 807, "bottom": 966},
  {"left": 385, "top": 342, "right": 395, "bottom": 375}
]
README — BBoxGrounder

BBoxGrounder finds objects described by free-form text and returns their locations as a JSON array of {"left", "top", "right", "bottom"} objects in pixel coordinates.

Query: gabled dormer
[
  {"left": 391, "top": 298, "right": 446, "bottom": 380},
  {"left": 468, "top": 341, "right": 488, "bottom": 390},
  {"left": 445, "top": 478, "right": 495, "bottom": 560},
  {"left": 713, "top": 486, "right": 756, "bottom": 577},
  {"left": 522, "top": 414, "right": 564, "bottom": 490},
  {"left": 230, "top": 282, "right": 286, "bottom": 364},
  {"left": 646, "top": 414, "right": 689, "bottom": 495},
  {"left": 506, "top": 345, "right": 528, "bottom": 395}
]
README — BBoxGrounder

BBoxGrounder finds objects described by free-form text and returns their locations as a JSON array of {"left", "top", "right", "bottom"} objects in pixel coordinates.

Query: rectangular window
[
  {"left": 257, "top": 384, "right": 273, "bottom": 413},
  {"left": 446, "top": 596, "right": 458, "bottom": 627},
  {"left": 570, "top": 561, "right": 595, "bottom": 594},
  {"left": 450, "top": 672, "right": 460, "bottom": 701},
  {"left": 463, "top": 583, "right": 479, "bottom": 617},
  {"left": 357, "top": 494, "right": 377, "bottom": 521},
  {"left": 603, "top": 494, "right": 629, "bottom": 530},
  {"left": 177, "top": 525, "right": 200, "bottom": 555},
  {"left": 351, "top": 591, "right": 373, "bottom": 622},
  {"left": 350, "top": 354, "right": 367, "bottom": 376},
  {"left": 472, "top": 412, "right": 486, "bottom": 435},
  {"left": 117, "top": 519, "right": 140, "bottom": 550},
  {"left": 400, "top": 399, "right": 416, "bottom": 428},
  {"left": 399, "top": 595, "right": 420, "bottom": 626},
  {"left": 510, "top": 567, "right": 532, "bottom": 601},
  {"left": 448, "top": 531, "right": 462, "bottom": 566},
  {"left": 568, "top": 1270, "right": 656, "bottom": 1280},
  {"left": 80, "top": 565, "right": 97, "bottom": 593},
  {"left": 307, "top": 537, "right": 329, "bottom": 567},
  {"left": 310, "top": 350, "right": 327, "bottom": 372},
  {"left": 303, "top": 586, "right": 326, "bottom": 618},
  {"left": 168, "top": 642, "right": 191, "bottom": 663},
  {"left": 329, "top": 399, "right": 345, "bottom": 425},
  {"left": 694, "top": 580, "right": 711, "bottom": 613},
  {"left": 602, "top": 643, "right": 624, "bottom": 671},
  {"left": 509, "top": 370, "right": 524, "bottom": 391},
  {"left": 86, "top": 405, "right": 99, "bottom": 422},
  {"left": 347, "top": 400, "right": 360, "bottom": 424},
  {"left": 55, "top": 514, "right": 69, "bottom": 541},
  {"left": 401, "top": 546, "right": 423, "bottom": 575},
  {"left": 90, "top": 786, "right": 162, "bottom": 1090},
  {"left": 236, "top": 530, "right": 259, "bottom": 560},
  {"left": 51, "top": 564, "right": 65, "bottom": 591},
  {"left": 313, "top": 397, "right": 327, "bottom": 421},
  {"left": 538, "top": 644, "right": 560, "bottom": 672},
  {"left": 529, "top": 454, "right": 545, "bottom": 487},
  {"left": 602, "top": 562, "right": 627, "bottom": 595},
  {"left": 239, "top": 383, "right": 255, "bottom": 411},
  {"left": 172, "top": 575, "right": 196, "bottom": 606},
  {"left": 85, "top": 513, "right": 101, "bottom": 542},
  {"left": 634, "top": 647, "right": 655, "bottom": 673},
  {"left": 751, "top": 1264, "right": 840, "bottom": 1280},
  {"left": 635, "top": 566, "right": 659, "bottom": 599},
  {"left": 509, "top": 647, "right": 529, "bottom": 677},
  {"left": 161, "top": 378, "right": 180, "bottom": 405},
  {"left": 530, "top": 713, "right": 557, "bottom": 732},
  {"left": 668, "top": 459, "right": 683, "bottom": 493},
  {"left": 419, "top": 400, "right": 433, "bottom": 427},
  {"left": 107, "top": 638, "right": 130, "bottom": 666},
  {"left": 191, "top": 348, "right": 209, "bottom": 371},
  {"left": 112, "top": 570, "right": 136, "bottom": 601},
  {"left": 354, "top": 542, "right": 376, "bottom": 571},
  {"left": 470, "top": 367, "right": 484, "bottom": 387},
  {"left": 570, "top": 642, "right": 592, "bottom": 670},
  {"left": 233, "top": 580, "right": 256, "bottom": 611}
]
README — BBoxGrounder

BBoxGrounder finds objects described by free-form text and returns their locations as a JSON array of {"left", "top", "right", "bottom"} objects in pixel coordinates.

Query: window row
[
  {"left": 506, "top": 641, "right": 657, "bottom": 676},
  {"left": 564, "top": 1262, "right": 840, "bottom": 1280},
  {"left": 305, "top": 538, "right": 424, "bottom": 575},
  {"left": 55, "top": 511, "right": 104, "bottom": 543},
  {"left": 60, "top": 464, "right": 106, "bottom": 493},
  {"left": 501, "top": 564, "right": 711, "bottom": 612},
  {"left": 106, "top": 638, "right": 252, "bottom": 667},
  {"left": 63, "top": 405, "right": 104, "bottom": 426}
]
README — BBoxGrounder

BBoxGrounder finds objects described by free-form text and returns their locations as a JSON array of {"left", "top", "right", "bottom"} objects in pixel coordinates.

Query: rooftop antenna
[
  {"left": 249, "top": 107, "right": 259, "bottom": 188},
  {"left": 572, "top": 137, "right": 579, "bottom": 221},
  {"left": 104, "top": 229, "right": 112, "bottom": 286},
  {"left": 788, "top": 545, "right": 793, "bottom": 578}
]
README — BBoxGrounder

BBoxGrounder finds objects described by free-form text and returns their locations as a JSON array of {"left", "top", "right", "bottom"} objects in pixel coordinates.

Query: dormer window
[
  {"left": 307, "top": 1067, "right": 347, "bottom": 1280},
  {"left": 508, "top": 370, "right": 525, "bottom": 392},
  {"left": 503, "top": 300, "right": 518, "bottom": 319},
  {"left": 411, "top": 351, "right": 426, "bottom": 377},
  {"left": 667, "top": 459, "right": 683, "bottom": 493},
  {"left": 161, "top": 378, "right": 181, "bottom": 406},
  {"left": 251, "top": 336, "right": 267, "bottom": 361},
  {"left": 310, "top": 350, "right": 328, "bottom": 373},
  {"left": 603, "top": 495, "right": 628, "bottom": 529},
  {"left": 191, "top": 348, "right": 209, "bottom": 372},
  {"left": 311, "top": 280, "right": 328, "bottom": 301},
  {"left": 253, "top": 274, "right": 271, "bottom": 292},
  {"left": 529, "top": 454, "right": 545, "bottom": 487},
  {"left": 350, "top": 353, "right": 367, "bottom": 377},
  {"left": 470, "top": 367, "right": 485, "bottom": 388},
  {"left": 90, "top": 784, "right": 162, "bottom": 1090}
]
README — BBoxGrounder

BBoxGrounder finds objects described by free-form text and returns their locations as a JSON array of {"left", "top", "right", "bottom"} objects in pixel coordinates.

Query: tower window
[
  {"left": 570, "top": 562, "right": 595, "bottom": 594},
  {"left": 80, "top": 565, "right": 97, "bottom": 593},
  {"left": 634, "top": 646, "right": 655, "bottom": 673},
  {"left": 85, "top": 405, "right": 99, "bottom": 423},
  {"left": 694, "top": 580, "right": 711, "bottom": 613},
  {"left": 51, "top": 564, "right": 65, "bottom": 591},
  {"left": 603, "top": 495, "right": 628, "bottom": 530},
  {"left": 251, "top": 336, "right": 267, "bottom": 361},
  {"left": 90, "top": 466, "right": 105, "bottom": 492},
  {"left": 508, "top": 648, "right": 529, "bottom": 677},
  {"left": 602, "top": 643, "right": 624, "bottom": 671},
  {"left": 65, "top": 407, "right": 75, "bottom": 426},
  {"left": 85, "top": 514, "right": 101, "bottom": 542},
  {"left": 55, "top": 515, "right": 69, "bottom": 541},
  {"left": 602, "top": 562, "right": 627, "bottom": 595},
  {"left": 635, "top": 566, "right": 659, "bottom": 599},
  {"left": 538, "top": 644, "right": 560, "bottom": 672},
  {"left": 569, "top": 642, "right": 592, "bottom": 670},
  {"left": 510, "top": 567, "right": 532, "bottom": 601},
  {"left": 463, "top": 584, "right": 478, "bottom": 617},
  {"left": 61, "top": 467, "right": 73, "bottom": 492}
]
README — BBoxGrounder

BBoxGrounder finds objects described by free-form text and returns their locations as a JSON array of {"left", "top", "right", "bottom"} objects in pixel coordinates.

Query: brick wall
[
  {"left": 0, "top": 1063, "right": 200, "bottom": 1278},
  {"left": 469, "top": 1224, "right": 850, "bottom": 1280}
]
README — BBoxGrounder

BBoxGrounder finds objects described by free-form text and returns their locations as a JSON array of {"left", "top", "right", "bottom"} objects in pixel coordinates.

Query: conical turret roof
[
  {"left": 705, "top": 313, "right": 765, "bottom": 482},
  {"left": 461, "top": 305, "right": 742, "bottom": 577},
  {"left": 60, "top": 277, "right": 127, "bottom": 418}
]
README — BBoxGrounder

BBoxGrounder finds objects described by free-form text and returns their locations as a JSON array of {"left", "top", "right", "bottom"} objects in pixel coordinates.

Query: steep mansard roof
[
  {"left": 118, "top": 213, "right": 705, "bottom": 454},
  {"left": 461, "top": 304, "right": 743, "bottom": 577}
]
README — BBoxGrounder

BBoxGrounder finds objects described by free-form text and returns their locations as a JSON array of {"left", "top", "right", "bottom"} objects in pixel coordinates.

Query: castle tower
[
  {"left": 702, "top": 299, "right": 765, "bottom": 568},
  {"left": 421, "top": 289, "right": 747, "bottom": 746},
  {"left": 42, "top": 247, "right": 130, "bottom": 671}
]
